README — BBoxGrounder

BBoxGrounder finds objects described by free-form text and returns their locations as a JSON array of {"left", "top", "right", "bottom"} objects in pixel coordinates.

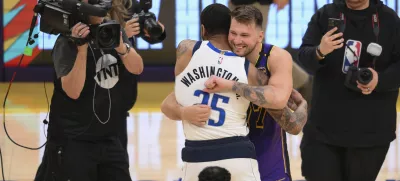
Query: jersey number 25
[{"left": 194, "top": 90, "right": 230, "bottom": 126}]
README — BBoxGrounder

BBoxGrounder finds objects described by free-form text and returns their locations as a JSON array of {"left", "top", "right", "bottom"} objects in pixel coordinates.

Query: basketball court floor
[{"left": 0, "top": 83, "right": 399, "bottom": 181}]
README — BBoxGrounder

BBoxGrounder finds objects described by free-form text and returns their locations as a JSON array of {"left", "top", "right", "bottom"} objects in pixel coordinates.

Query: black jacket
[{"left": 298, "top": 0, "right": 399, "bottom": 147}]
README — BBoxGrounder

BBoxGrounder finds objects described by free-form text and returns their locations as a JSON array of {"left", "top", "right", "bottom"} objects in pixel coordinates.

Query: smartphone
[{"left": 328, "top": 18, "right": 343, "bottom": 34}]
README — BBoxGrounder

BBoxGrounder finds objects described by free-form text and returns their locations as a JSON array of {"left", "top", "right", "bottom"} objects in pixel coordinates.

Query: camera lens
[
  {"left": 98, "top": 26, "right": 116, "bottom": 48},
  {"left": 144, "top": 18, "right": 162, "bottom": 37},
  {"left": 357, "top": 68, "right": 373, "bottom": 85}
]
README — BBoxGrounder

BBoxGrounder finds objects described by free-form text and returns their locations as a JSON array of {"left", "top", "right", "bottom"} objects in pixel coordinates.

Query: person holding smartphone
[{"left": 297, "top": 0, "right": 400, "bottom": 180}]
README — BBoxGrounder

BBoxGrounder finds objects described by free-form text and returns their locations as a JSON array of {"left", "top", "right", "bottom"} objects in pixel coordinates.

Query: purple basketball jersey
[{"left": 247, "top": 44, "right": 291, "bottom": 181}]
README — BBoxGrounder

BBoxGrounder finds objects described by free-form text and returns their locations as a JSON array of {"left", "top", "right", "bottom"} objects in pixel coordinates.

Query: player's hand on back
[
  {"left": 181, "top": 105, "right": 212, "bottom": 127},
  {"left": 287, "top": 89, "right": 304, "bottom": 111},
  {"left": 287, "top": 89, "right": 308, "bottom": 124},
  {"left": 203, "top": 75, "right": 234, "bottom": 93}
]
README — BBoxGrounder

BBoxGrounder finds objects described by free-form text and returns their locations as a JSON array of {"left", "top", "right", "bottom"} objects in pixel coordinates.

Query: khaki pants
[{"left": 228, "top": 1, "right": 311, "bottom": 90}]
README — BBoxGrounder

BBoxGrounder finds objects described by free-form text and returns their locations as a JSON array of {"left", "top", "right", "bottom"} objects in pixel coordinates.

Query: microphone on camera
[
  {"left": 61, "top": 0, "right": 108, "bottom": 17},
  {"left": 366, "top": 42, "right": 382, "bottom": 68}
]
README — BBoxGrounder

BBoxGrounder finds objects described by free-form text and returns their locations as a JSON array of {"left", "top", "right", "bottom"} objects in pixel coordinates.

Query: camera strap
[
  {"left": 339, "top": 11, "right": 380, "bottom": 42},
  {"left": 340, "top": 10, "right": 380, "bottom": 69}
]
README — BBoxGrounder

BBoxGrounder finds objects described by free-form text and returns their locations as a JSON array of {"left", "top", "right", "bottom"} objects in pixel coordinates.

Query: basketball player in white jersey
[{"left": 174, "top": 4, "right": 262, "bottom": 181}]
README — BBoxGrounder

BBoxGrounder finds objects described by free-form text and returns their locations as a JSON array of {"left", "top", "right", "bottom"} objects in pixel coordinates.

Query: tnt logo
[{"left": 94, "top": 54, "right": 120, "bottom": 89}]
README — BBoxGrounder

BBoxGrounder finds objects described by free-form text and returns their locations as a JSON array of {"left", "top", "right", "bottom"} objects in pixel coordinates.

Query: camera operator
[
  {"left": 34, "top": 0, "right": 143, "bottom": 180},
  {"left": 108, "top": 0, "right": 166, "bottom": 151},
  {"left": 298, "top": 0, "right": 400, "bottom": 180}
]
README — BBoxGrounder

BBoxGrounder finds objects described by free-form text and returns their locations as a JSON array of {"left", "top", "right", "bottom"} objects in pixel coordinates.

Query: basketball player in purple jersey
[
  {"left": 244, "top": 44, "right": 299, "bottom": 181},
  {"left": 161, "top": 5, "right": 308, "bottom": 181},
  {"left": 205, "top": 5, "right": 307, "bottom": 181}
]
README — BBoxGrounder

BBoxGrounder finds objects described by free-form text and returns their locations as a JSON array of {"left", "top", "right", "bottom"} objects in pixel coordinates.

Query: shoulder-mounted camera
[{"left": 35, "top": 0, "right": 120, "bottom": 49}]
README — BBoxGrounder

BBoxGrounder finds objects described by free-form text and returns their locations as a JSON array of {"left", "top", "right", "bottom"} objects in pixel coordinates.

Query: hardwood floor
[{"left": 0, "top": 83, "right": 399, "bottom": 181}]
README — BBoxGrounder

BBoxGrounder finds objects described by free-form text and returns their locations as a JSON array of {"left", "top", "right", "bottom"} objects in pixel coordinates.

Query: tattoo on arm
[
  {"left": 267, "top": 102, "right": 308, "bottom": 135},
  {"left": 232, "top": 82, "right": 270, "bottom": 107},
  {"left": 250, "top": 65, "right": 306, "bottom": 134},
  {"left": 256, "top": 69, "right": 269, "bottom": 86},
  {"left": 176, "top": 40, "right": 196, "bottom": 59},
  {"left": 232, "top": 70, "right": 271, "bottom": 107}
]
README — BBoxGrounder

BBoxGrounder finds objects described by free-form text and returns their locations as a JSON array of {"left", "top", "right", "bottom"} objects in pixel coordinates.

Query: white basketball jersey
[{"left": 175, "top": 41, "right": 250, "bottom": 141}]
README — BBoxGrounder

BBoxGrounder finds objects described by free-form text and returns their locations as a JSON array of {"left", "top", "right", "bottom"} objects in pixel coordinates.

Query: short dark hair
[
  {"left": 198, "top": 166, "right": 231, "bottom": 181},
  {"left": 230, "top": 5, "right": 263, "bottom": 28},
  {"left": 200, "top": 3, "right": 231, "bottom": 36}
]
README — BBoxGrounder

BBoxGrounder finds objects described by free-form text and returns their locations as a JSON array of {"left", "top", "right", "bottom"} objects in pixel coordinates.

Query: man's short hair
[
  {"left": 230, "top": 5, "right": 263, "bottom": 29},
  {"left": 200, "top": 3, "right": 231, "bottom": 36},
  {"left": 198, "top": 166, "right": 231, "bottom": 181}
]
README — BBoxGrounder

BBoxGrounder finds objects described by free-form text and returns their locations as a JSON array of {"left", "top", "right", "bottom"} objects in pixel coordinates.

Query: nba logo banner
[{"left": 342, "top": 39, "right": 362, "bottom": 73}]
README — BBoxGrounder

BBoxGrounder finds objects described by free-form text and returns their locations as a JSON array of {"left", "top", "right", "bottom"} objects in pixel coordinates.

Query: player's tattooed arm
[
  {"left": 251, "top": 69, "right": 308, "bottom": 135},
  {"left": 175, "top": 39, "right": 197, "bottom": 76},
  {"left": 167, "top": 39, "right": 197, "bottom": 119},
  {"left": 176, "top": 39, "right": 197, "bottom": 59},
  {"left": 232, "top": 47, "right": 292, "bottom": 110},
  {"left": 162, "top": 39, "right": 212, "bottom": 126},
  {"left": 232, "top": 67, "right": 272, "bottom": 106},
  {"left": 232, "top": 70, "right": 283, "bottom": 109},
  {"left": 232, "top": 82, "right": 272, "bottom": 106},
  {"left": 176, "top": 40, "right": 196, "bottom": 59},
  {"left": 267, "top": 90, "right": 308, "bottom": 135}
]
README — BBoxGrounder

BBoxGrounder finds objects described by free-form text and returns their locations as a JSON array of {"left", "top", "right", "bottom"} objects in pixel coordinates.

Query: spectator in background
[
  {"left": 108, "top": 0, "right": 167, "bottom": 152},
  {"left": 228, "top": 0, "right": 312, "bottom": 104}
]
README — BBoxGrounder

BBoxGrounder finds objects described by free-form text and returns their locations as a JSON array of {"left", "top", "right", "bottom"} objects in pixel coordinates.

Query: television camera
[{"left": 33, "top": 0, "right": 120, "bottom": 49}]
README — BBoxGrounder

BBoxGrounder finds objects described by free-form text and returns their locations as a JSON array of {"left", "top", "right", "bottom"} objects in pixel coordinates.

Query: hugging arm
[{"left": 248, "top": 61, "right": 307, "bottom": 135}]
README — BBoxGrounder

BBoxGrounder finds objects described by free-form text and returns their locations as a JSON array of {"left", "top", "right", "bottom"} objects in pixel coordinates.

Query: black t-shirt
[{"left": 49, "top": 29, "right": 135, "bottom": 140}]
